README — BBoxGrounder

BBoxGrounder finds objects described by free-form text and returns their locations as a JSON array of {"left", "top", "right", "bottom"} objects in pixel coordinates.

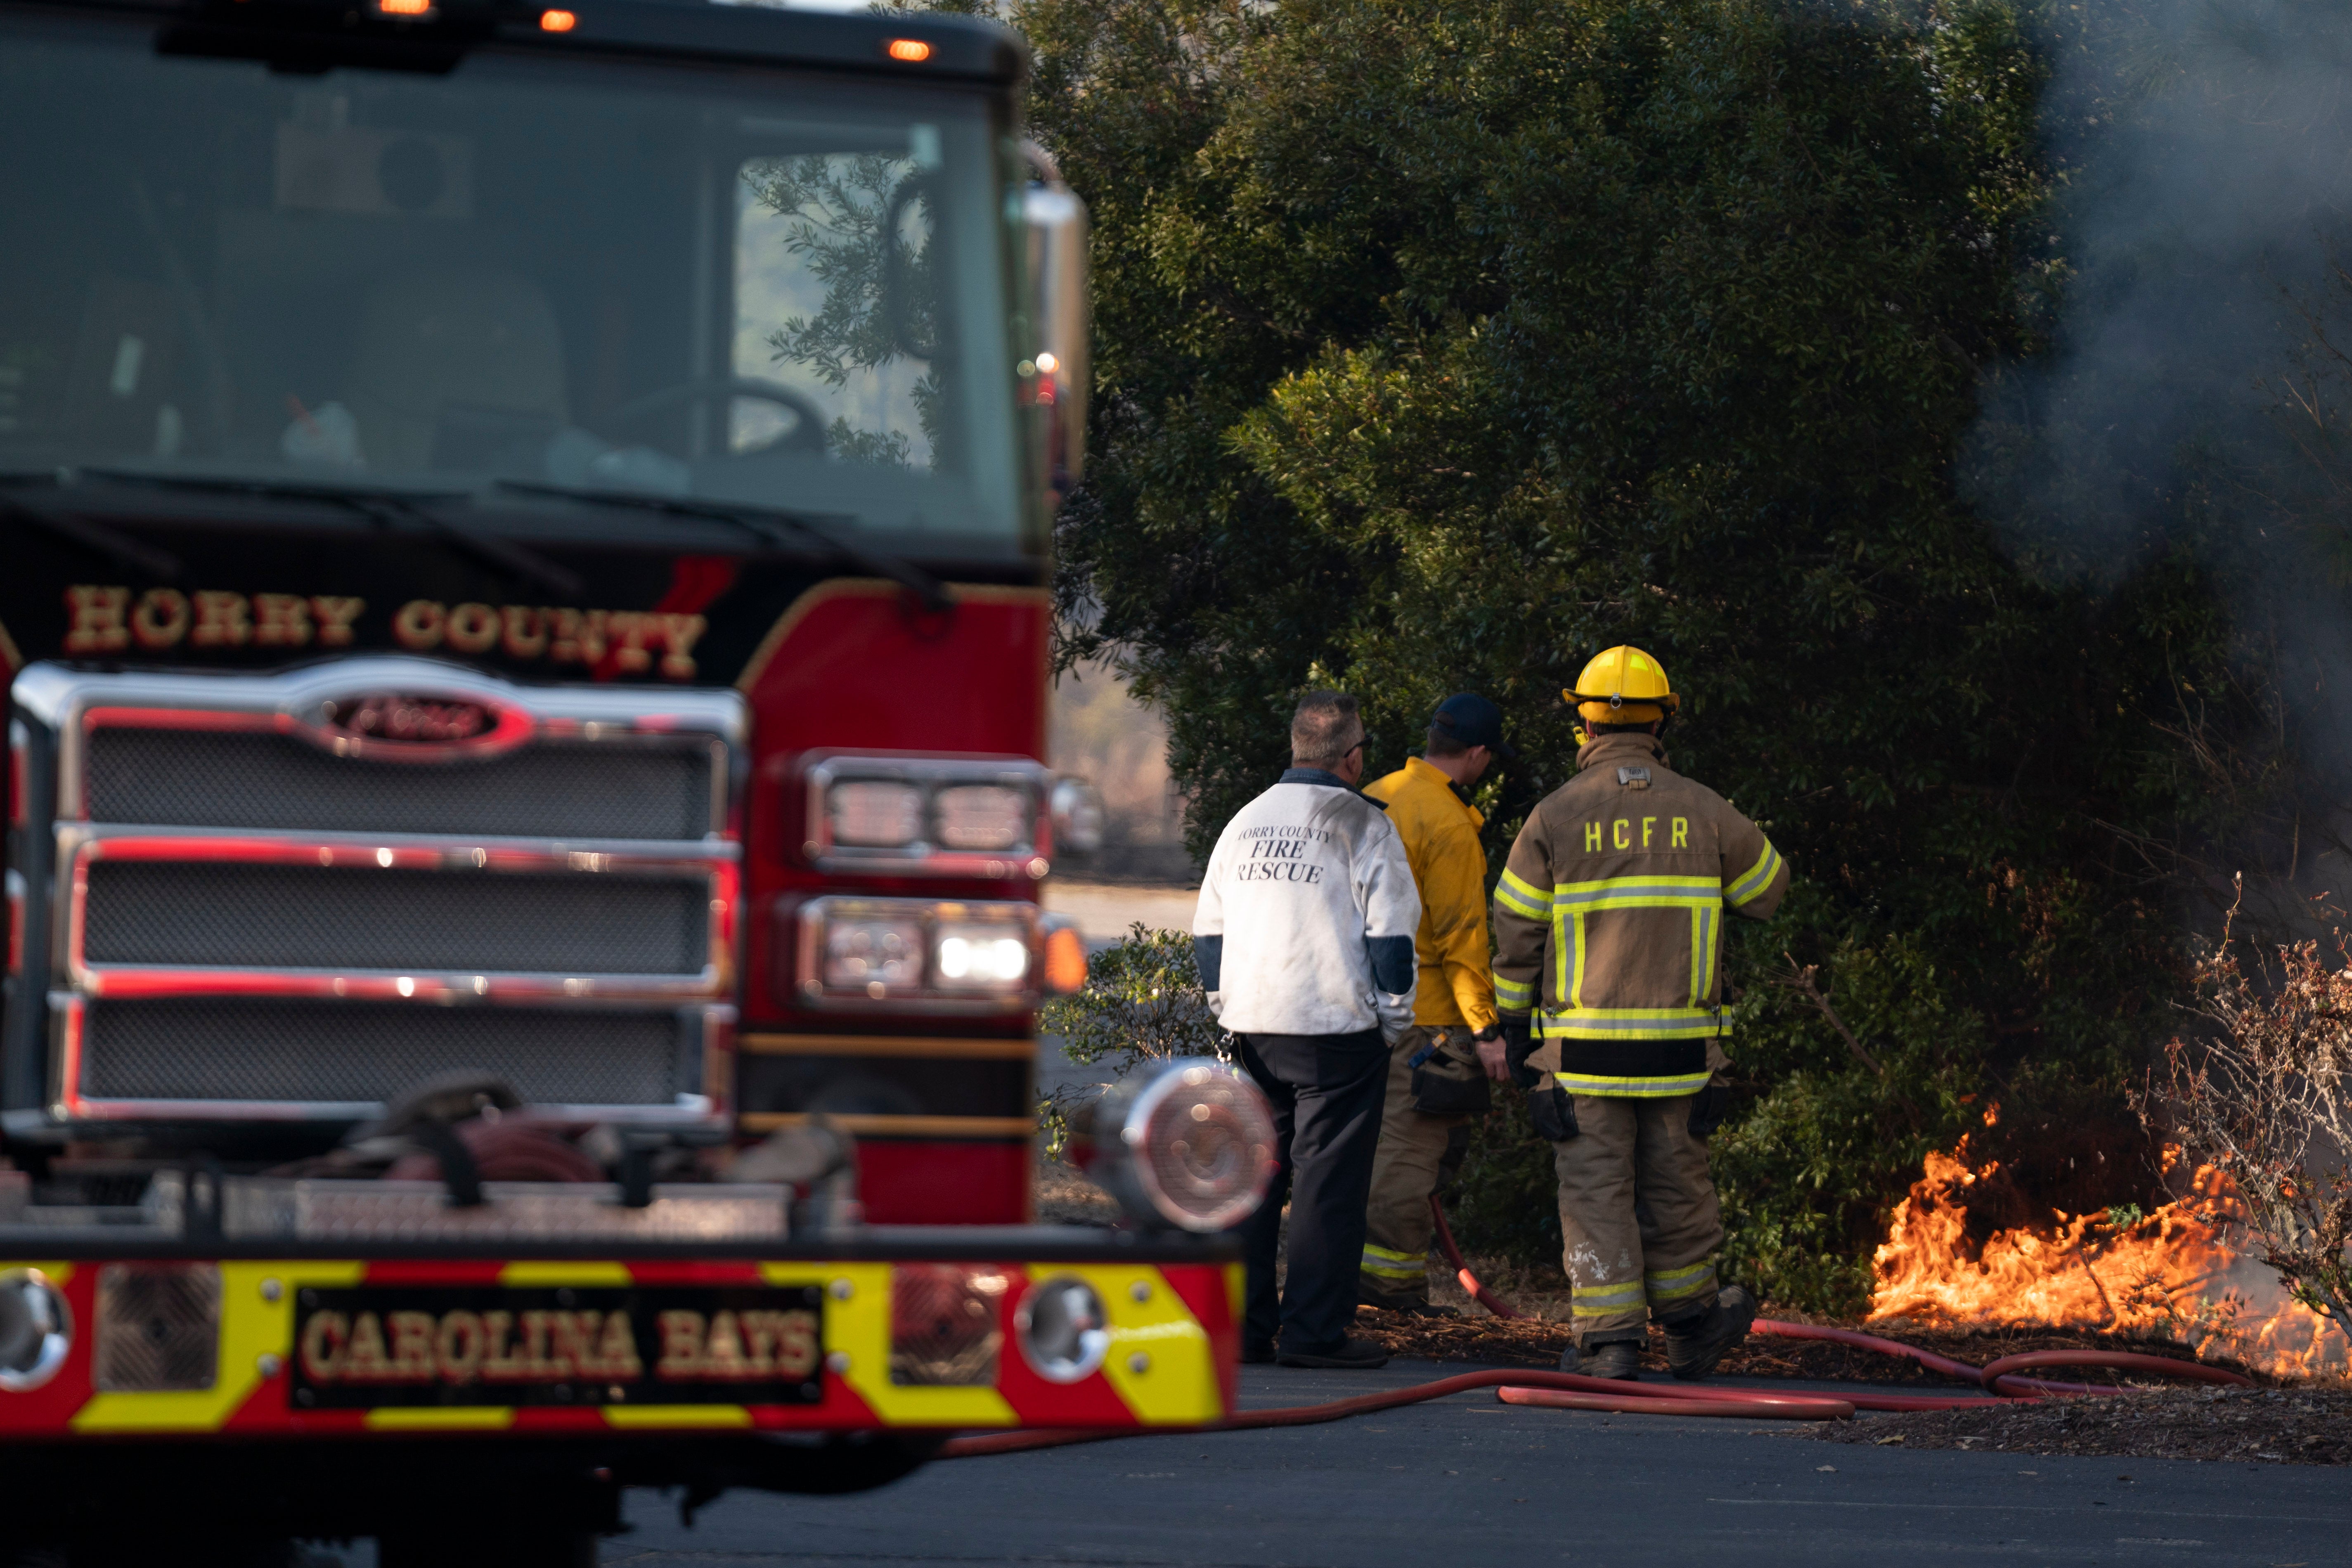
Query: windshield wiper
[
  {"left": 495, "top": 481, "right": 952, "bottom": 614},
  {"left": 0, "top": 478, "right": 186, "bottom": 581},
  {"left": 75, "top": 468, "right": 586, "bottom": 601}
]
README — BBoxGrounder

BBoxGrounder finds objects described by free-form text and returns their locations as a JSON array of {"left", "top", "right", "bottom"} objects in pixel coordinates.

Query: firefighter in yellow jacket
[
  {"left": 1491, "top": 646, "right": 1787, "bottom": 1381},
  {"left": 1358, "top": 694, "right": 1517, "bottom": 1313}
]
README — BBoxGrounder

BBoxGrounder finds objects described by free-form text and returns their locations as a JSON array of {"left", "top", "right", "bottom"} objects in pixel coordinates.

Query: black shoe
[
  {"left": 1242, "top": 1340, "right": 1278, "bottom": 1365},
  {"left": 1276, "top": 1334, "right": 1391, "bottom": 1369},
  {"left": 1561, "top": 1339, "right": 1642, "bottom": 1381},
  {"left": 1663, "top": 1285, "right": 1756, "bottom": 1382}
]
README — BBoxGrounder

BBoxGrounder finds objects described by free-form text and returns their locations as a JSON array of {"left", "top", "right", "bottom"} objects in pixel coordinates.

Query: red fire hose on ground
[{"left": 937, "top": 1197, "right": 2253, "bottom": 1460}]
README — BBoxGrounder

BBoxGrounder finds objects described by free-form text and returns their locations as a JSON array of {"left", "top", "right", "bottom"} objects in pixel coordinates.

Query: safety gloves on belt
[
  {"left": 1501, "top": 1017, "right": 1579, "bottom": 1141},
  {"left": 1499, "top": 1017, "right": 1537, "bottom": 1086},
  {"left": 1687, "top": 1081, "right": 1730, "bottom": 1140},
  {"left": 1528, "top": 1080, "right": 1578, "bottom": 1142}
]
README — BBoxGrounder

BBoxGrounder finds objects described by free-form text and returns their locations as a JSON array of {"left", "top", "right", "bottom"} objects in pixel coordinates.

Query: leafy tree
[
  {"left": 980, "top": 0, "right": 2298, "bottom": 1310},
  {"left": 743, "top": 153, "right": 943, "bottom": 463}
]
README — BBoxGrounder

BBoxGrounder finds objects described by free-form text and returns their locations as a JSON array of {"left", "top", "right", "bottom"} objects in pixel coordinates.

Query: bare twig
[
  {"left": 2078, "top": 1249, "right": 2121, "bottom": 1330},
  {"left": 2142, "top": 876, "right": 2352, "bottom": 1336}
]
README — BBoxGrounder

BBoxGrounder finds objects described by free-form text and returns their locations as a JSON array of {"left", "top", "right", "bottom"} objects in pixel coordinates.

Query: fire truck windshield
[{"left": 0, "top": 14, "right": 1029, "bottom": 550}]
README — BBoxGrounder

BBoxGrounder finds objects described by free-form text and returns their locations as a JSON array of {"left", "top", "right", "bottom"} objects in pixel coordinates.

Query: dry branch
[
  {"left": 2144, "top": 880, "right": 2352, "bottom": 1336},
  {"left": 1768, "top": 954, "right": 1927, "bottom": 1126}
]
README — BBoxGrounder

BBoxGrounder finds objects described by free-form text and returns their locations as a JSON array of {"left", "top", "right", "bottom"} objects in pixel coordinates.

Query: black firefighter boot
[
  {"left": 1662, "top": 1285, "right": 1758, "bottom": 1381},
  {"left": 1558, "top": 1333, "right": 1642, "bottom": 1381}
]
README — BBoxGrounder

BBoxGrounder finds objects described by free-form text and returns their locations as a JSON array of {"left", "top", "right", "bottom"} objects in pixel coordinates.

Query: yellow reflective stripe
[
  {"left": 1570, "top": 1280, "right": 1647, "bottom": 1307},
  {"left": 1539, "top": 1007, "right": 1725, "bottom": 1040},
  {"left": 1699, "top": 903, "right": 1719, "bottom": 1001},
  {"left": 1646, "top": 1262, "right": 1713, "bottom": 1285},
  {"left": 1360, "top": 1244, "right": 1426, "bottom": 1279},
  {"left": 1687, "top": 907, "right": 1703, "bottom": 1010},
  {"left": 1555, "top": 1070, "right": 1713, "bottom": 1097},
  {"left": 1553, "top": 874, "right": 1721, "bottom": 896},
  {"left": 1569, "top": 912, "right": 1588, "bottom": 1008},
  {"left": 601, "top": 1405, "right": 754, "bottom": 1429},
  {"left": 1552, "top": 875, "right": 1721, "bottom": 913},
  {"left": 1644, "top": 1263, "right": 1717, "bottom": 1304},
  {"left": 1556, "top": 892, "right": 1720, "bottom": 913},
  {"left": 1727, "top": 841, "right": 1782, "bottom": 907},
  {"left": 368, "top": 1406, "right": 521, "bottom": 1431},
  {"left": 1495, "top": 867, "right": 1552, "bottom": 920},
  {"left": 1493, "top": 974, "right": 1535, "bottom": 1010}
]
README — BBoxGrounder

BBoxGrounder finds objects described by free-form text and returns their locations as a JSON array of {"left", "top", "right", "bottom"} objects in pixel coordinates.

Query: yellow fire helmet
[{"left": 1567, "top": 644, "right": 1680, "bottom": 734}]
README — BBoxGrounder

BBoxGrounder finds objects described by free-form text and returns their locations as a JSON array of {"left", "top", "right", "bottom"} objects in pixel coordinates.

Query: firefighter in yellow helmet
[{"left": 1490, "top": 646, "right": 1788, "bottom": 1381}]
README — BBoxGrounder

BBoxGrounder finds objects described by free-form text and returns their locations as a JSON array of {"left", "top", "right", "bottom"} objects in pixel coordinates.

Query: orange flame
[{"left": 1867, "top": 1138, "right": 2347, "bottom": 1379}]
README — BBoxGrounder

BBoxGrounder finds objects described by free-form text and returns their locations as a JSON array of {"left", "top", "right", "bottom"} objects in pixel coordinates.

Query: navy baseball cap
[{"left": 1430, "top": 693, "right": 1517, "bottom": 761}]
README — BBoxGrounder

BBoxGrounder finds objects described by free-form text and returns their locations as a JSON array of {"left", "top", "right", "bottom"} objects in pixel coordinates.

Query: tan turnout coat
[{"left": 1491, "top": 733, "right": 1787, "bottom": 1096}]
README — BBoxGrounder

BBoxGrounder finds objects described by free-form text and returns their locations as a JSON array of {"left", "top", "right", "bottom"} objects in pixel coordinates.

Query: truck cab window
[{"left": 0, "top": 23, "right": 1022, "bottom": 543}]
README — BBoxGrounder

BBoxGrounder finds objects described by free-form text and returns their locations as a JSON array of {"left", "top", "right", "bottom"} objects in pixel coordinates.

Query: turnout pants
[
  {"left": 1235, "top": 1029, "right": 1390, "bottom": 1356},
  {"left": 1360, "top": 1025, "right": 1474, "bottom": 1308},
  {"left": 1550, "top": 1089, "right": 1724, "bottom": 1348}
]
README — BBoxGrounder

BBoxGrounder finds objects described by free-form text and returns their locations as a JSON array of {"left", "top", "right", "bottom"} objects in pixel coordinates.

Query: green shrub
[
  {"left": 1034, "top": 924, "right": 1231, "bottom": 1152},
  {"left": 973, "top": 0, "right": 2298, "bottom": 1310}
]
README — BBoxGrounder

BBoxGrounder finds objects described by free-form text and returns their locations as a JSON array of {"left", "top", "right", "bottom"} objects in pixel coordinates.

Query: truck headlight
[
  {"left": 1086, "top": 1059, "right": 1278, "bottom": 1233},
  {"left": 795, "top": 896, "right": 1042, "bottom": 1011},
  {"left": 802, "top": 756, "right": 1051, "bottom": 876},
  {"left": 934, "top": 784, "right": 1031, "bottom": 851},
  {"left": 0, "top": 1268, "right": 72, "bottom": 1392},
  {"left": 821, "top": 909, "right": 927, "bottom": 995},
  {"left": 829, "top": 780, "right": 925, "bottom": 847},
  {"left": 1014, "top": 1275, "right": 1109, "bottom": 1383},
  {"left": 935, "top": 908, "right": 1031, "bottom": 991}
]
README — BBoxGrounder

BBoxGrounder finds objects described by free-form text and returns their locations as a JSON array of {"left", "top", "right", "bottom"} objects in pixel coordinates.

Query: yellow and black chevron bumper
[{"left": 0, "top": 1249, "right": 1242, "bottom": 1440}]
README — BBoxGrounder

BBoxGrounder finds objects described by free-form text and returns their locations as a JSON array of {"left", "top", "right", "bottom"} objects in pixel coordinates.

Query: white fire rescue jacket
[{"left": 1194, "top": 768, "right": 1421, "bottom": 1042}]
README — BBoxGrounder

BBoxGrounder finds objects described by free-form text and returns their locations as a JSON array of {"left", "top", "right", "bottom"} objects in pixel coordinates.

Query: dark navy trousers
[{"left": 1233, "top": 1028, "right": 1390, "bottom": 1355}]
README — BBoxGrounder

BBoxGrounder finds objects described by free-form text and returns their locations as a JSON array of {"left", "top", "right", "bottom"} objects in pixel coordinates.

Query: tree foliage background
[{"left": 936, "top": 0, "right": 2352, "bottom": 1311}]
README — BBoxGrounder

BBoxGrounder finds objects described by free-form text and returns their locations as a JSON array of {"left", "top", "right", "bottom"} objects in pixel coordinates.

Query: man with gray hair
[{"left": 1194, "top": 691, "right": 1420, "bottom": 1369}]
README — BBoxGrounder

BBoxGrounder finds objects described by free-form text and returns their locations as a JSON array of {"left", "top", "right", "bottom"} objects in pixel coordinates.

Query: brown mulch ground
[{"left": 1807, "top": 1386, "right": 2352, "bottom": 1465}]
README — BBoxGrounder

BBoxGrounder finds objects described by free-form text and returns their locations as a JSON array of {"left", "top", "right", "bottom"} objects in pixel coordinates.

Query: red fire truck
[{"left": 0, "top": 0, "right": 1272, "bottom": 1557}]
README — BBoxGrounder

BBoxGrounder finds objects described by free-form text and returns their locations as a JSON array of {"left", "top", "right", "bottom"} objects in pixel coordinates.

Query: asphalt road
[{"left": 598, "top": 1359, "right": 2350, "bottom": 1568}]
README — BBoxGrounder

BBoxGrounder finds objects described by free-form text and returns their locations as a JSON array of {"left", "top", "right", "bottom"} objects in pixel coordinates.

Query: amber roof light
[
  {"left": 539, "top": 7, "right": 577, "bottom": 28},
  {"left": 886, "top": 38, "right": 932, "bottom": 61}
]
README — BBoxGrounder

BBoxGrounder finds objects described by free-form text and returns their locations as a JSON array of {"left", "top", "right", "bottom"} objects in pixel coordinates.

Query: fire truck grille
[
  {"left": 79, "top": 999, "right": 696, "bottom": 1108},
  {"left": 82, "top": 862, "right": 711, "bottom": 977},
  {"left": 84, "top": 728, "right": 714, "bottom": 840}
]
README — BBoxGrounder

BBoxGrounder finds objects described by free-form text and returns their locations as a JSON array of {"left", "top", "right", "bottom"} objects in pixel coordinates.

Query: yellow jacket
[{"left": 1363, "top": 756, "right": 1498, "bottom": 1031}]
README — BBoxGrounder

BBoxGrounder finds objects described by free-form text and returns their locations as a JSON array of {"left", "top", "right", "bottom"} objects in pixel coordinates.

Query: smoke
[{"left": 1966, "top": 0, "right": 2352, "bottom": 781}]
